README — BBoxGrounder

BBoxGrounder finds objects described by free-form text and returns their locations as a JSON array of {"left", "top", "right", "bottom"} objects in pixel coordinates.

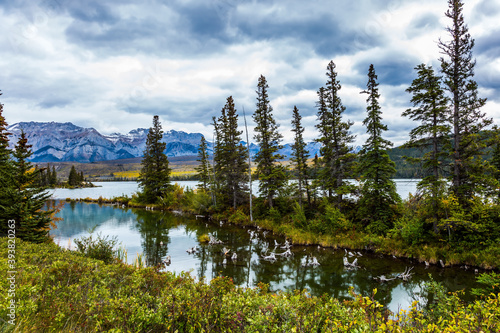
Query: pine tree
[
  {"left": 9, "top": 132, "right": 53, "bottom": 243},
  {"left": 212, "top": 96, "right": 249, "bottom": 209},
  {"left": 253, "top": 75, "right": 287, "bottom": 209},
  {"left": 0, "top": 91, "right": 15, "bottom": 236},
  {"left": 138, "top": 115, "right": 171, "bottom": 204},
  {"left": 50, "top": 165, "right": 57, "bottom": 186},
  {"left": 438, "top": 0, "right": 493, "bottom": 204},
  {"left": 195, "top": 135, "right": 211, "bottom": 192},
  {"left": 492, "top": 135, "right": 500, "bottom": 200},
  {"left": 68, "top": 165, "right": 79, "bottom": 186},
  {"left": 291, "top": 106, "right": 310, "bottom": 207},
  {"left": 315, "top": 61, "right": 356, "bottom": 206},
  {"left": 403, "top": 64, "right": 450, "bottom": 232},
  {"left": 358, "top": 64, "right": 400, "bottom": 233}
]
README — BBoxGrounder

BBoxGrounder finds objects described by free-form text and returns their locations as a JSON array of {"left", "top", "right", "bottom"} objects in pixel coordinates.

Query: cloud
[{"left": 0, "top": 0, "right": 499, "bottom": 149}]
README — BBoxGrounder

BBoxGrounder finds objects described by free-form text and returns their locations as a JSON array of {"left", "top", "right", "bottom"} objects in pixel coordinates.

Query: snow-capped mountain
[
  {"left": 6, "top": 121, "right": 347, "bottom": 163},
  {"left": 6, "top": 122, "right": 211, "bottom": 162}
]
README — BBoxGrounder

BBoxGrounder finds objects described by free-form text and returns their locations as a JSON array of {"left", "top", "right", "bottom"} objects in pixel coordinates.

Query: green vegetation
[
  {"left": 2, "top": 237, "right": 500, "bottom": 332},
  {"left": 439, "top": 0, "right": 495, "bottom": 205},
  {"left": 253, "top": 75, "right": 288, "bottom": 209},
  {"left": 0, "top": 126, "right": 53, "bottom": 243},
  {"left": 290, "top": 105, "right": 310, "bottom": 207},
  {"left": 68, "top": 165, "right": 85, "bottom": 186},
  {"left": 138, "top": 115, "right": 172, "bottom": 204},
  {"left": 195, "top": 135, "right": 210, "bottom": 192},
  {"left": 212, "top": 96, "right": 249, "bottom": 210},
  {"left": 315, "top": 61, "right": 355, "bottom": 206},
  {"left": 357, "top": 64, "right": 400, "bottom": 234}
]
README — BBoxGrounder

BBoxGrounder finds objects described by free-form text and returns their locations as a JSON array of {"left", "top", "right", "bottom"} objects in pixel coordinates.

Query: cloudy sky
[{"left": 1, "top": 0, "right": 499, "bottom": 146}]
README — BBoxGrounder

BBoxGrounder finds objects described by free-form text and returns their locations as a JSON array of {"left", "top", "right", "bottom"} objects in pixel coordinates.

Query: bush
[
  {"left": 291, "top": 202, "right": 307, "bottom": 229},
  {"left": 391, "top": 214, "right": 425, "bottom": 246},
  {"left": 74, "top": 232, "right": 119, "bottom": 264},
  {"left": 321, "top": 201, "right": 352, "bottom": 233},
  {"left": 228, "top": 208, "right": 248, "bottom": 224},
  {"left": 190, "top": 190, "right": 212, "bottom": 214}
]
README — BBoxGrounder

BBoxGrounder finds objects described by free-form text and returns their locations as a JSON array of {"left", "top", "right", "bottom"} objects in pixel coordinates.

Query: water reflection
[{"left": 50, "top": 201, "right": 479, "bottom": 314}]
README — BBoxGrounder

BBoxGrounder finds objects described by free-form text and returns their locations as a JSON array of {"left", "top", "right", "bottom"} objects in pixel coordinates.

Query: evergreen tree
[
  {"left": 138, "top": 115, "right": 171, "bottom": 204},
  {"left": 68, "top": 165, "right": 79, "bottom": 186},
  {"left": 358, "top": 64, "right": 400, "bottom": 233},
  {"left": 403, "top": 64, "right": 450, "bottom": 232},
  {"left": 290, "top": 106, "right": 310, "bottom": 207},
  {"left": 50, "top": 165, "right": 57, "bottom": 186},
  {"left": 492, "top": 135, "right": 500, "bottom": 200},
  {"left": 438, "top": 0, "right": 493, "bottom": 204},
  {"left": 212, "top": 96, "right": 249, "bottom": 209},
  {"left": 253, "top": 75, "right": 287, "bottom": 209},
  {"left": 8, "top": 132, "right": 53, "bottom": 243},
  {"left": 315, "top": 61, "right": 356, "bottom": 206},
  {"left": 195, "top": 135, "right": 211, "bottom": 192},
  {"left": 0, "top": 91, "right": 15, "bottom": 236}
]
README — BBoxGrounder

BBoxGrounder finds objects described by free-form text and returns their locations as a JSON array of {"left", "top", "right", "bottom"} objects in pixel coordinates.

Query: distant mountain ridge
[
  {"left": 6, "top": 121, "right": 347, "bottom": 163},
  {"left": 7, "top": 122, "right": 211, "bottom": 163}
]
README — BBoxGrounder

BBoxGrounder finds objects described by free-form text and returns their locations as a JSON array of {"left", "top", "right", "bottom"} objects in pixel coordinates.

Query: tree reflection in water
[{"left": 51, "top": 202, "right": 481, "bottom": 314}]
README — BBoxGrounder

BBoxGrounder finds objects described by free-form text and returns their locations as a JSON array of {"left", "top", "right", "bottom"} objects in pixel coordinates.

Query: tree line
[
  {"left": 138, "top": 0, "right": 500, "bottom": 246},
  {"left": 0, "top": 98, "right": 53, "bottom": 243}
]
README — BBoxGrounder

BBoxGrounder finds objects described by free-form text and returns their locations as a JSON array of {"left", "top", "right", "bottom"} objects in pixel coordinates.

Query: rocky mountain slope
[{"left": 6, "top": 121, "right": 329, "bottom": 163}]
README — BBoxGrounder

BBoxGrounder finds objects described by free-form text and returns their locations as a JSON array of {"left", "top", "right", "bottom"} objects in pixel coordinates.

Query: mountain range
[{"left": 7, "top": 122, "right": 327, "bottom": 163}]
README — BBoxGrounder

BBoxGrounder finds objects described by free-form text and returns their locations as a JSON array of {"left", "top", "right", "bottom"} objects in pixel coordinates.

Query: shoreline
[{"left": 57, "top": 196, "right": 499, "bottom": 271}]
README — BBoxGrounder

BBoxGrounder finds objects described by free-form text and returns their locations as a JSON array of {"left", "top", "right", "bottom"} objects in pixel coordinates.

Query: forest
[
  {"left": 1, "top": 0, "right": 500, "bottom": 331},
  {"left": 132, "top": 0, "right": 500, "bottom": 268}
]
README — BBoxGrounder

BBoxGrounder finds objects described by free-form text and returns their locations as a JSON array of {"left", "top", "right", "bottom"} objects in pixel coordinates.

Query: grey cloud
[
  {"left": 406, "top": 13, "right": 440, "bottom": 38},
  {"left": 472, "top": 0, "right": 500, "bottom": 21},
  {"left": 67, "top": 1, "right": 117, "bottom": 24},
  {"left": 475, "top": 29, "right": 500, "bottom": 59},
  {"left": 352, "top": 52, "right": 420, "bottom": 87},
  {"left": 38, "top": 94, "right": 73, "bottom": 108}
]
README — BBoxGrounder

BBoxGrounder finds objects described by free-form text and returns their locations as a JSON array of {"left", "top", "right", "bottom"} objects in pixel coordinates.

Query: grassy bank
[{"left": 1, "top": 238, "right": 499, "bottom": 332}]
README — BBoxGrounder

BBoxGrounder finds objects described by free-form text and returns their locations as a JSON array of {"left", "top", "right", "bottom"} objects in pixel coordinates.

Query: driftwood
[
  {"left": 301, "top": 256, "right": 320, "bottom": 267},
  {"left": 374, "top": 266, "right": 414, "bottom": 282},
  {"left": 262, "top": 252, "right": 277, "bottom": 261},
  {"left": 209, "top": 235, "right": 223, "bottom": 245},
  {"left": 275, "top": 249, "right": 293, "bottom": 258},
  {"left": 343, "top": 257, "right": 359, "bottom": 268}
]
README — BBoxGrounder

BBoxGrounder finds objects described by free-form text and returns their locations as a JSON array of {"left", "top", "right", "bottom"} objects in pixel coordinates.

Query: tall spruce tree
[
  {"left": 212, "top": 96, "right": 249, "bottom": 209},
  {"left": 50, "top": 165, "right": 57, "bottom": 186},
  {"left": 68, "top": 165, "right": 79, "bottom": 186},
  {"left": 9, "top": 132, "right": 53, "bottom": 243},
  {"left": 253, "top": 75, "right": 287, "bottom": 209},
  {"left": 438, "top": 0, "right": 493, "bottom": 204},
  {"left": 291, "top": 106, "right": 310, "bottom": 207},
  {"left": 0, "top": 91, "right": 15, "bottom": 236},
  {"left": 195, "top": 135, "right": 211, "bottom": 192},
  {"left": 315, "top": 61, "right": 355, "bottom": 206},
  {"left": 358, "top": 64, "right": 400, "bottom": 233},
  {"left": 403, "top": 64, "right": 450, "bottom": 232},
  {"left": 138, "top": 115, "right": 171, "bottom": 204}
]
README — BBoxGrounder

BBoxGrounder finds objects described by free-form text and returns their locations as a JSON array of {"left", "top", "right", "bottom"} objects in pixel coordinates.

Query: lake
[
  {"left": 50, "top": 179, "right": 421, "bottom": 200},
  {"left": 48, "top": 179, "right": 480, "bottom": 315}
]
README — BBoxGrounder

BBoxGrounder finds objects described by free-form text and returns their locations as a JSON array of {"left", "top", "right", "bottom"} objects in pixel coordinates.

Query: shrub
[
  {"left": 291, "top": 202, "right": 307, "bottom": 229},
  {"left": 391, "top": 214, "right": 425, "bottom": 246},
  {"left": 228, "top": 208, "right": 248, "bottom": 224},
  {"left": 321, "top": 201, "right": 352, "bottom": 233},
  {"left": 74, "top": 232, "right": 119, "bottom": 264}
]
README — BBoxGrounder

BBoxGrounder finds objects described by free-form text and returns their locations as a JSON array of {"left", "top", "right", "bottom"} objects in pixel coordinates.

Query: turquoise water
[
  {"left": 50, "top": 199, "right": 480, "bottom": 315},
  {"left": 50, "top": 179, "right": 420, "bottom": 200}
]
